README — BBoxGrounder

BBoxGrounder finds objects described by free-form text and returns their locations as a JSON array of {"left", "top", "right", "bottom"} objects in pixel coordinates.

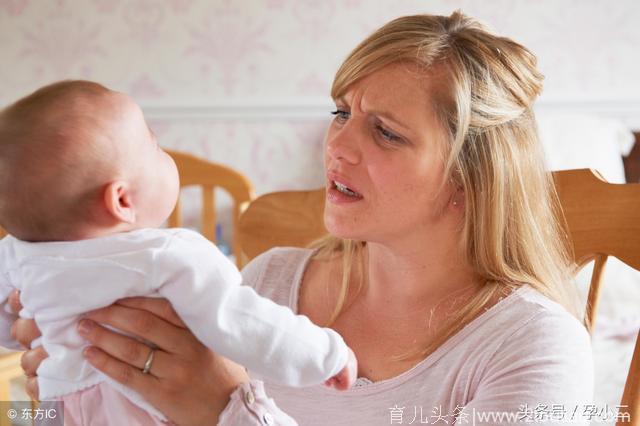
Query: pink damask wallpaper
[
  {"left": 2, "top": 1, "right": 639, "bottom": 100},
  {"left": 1, "top": 0, "right": 639, "bottom": 414},
  {"left": 1, "top": 0, "right": 639, "bottom": 233}
]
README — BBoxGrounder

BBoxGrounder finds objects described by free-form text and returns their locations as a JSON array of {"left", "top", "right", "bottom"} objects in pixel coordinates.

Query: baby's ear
[{"left": 103, "top": 181, "right": 136, "bottom": 224}]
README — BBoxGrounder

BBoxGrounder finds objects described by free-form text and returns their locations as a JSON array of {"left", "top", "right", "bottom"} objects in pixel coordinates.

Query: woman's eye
[
  {"left": 330, "top": 109, "right": 350, "bottom": 123},
  {"left": 376, "top": 125, "right": 401, "bottom": 143}
]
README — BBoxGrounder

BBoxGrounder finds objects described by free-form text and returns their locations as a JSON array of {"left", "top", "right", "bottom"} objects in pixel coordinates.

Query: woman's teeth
[{"left": 335, "top": 181, "right": 358, "bottom": 197}]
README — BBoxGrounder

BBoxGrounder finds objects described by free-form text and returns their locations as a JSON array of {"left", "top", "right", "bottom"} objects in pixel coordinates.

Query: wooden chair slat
[
  {"left": 168, "top": 150, "right": 255, "bottom": 267},
  {"left": 201, "top": 186, "right": 216, "bottom": 243}
]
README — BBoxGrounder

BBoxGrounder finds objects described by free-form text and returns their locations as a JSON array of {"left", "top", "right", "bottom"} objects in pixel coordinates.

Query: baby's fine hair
[{"left": 0, "top": 80, "right": 117, "bottom": 241}]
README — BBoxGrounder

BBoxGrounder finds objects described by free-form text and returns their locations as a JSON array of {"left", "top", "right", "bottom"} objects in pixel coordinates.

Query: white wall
[{"left": 1, "top": 0, "right": 639, "bottom": 236}]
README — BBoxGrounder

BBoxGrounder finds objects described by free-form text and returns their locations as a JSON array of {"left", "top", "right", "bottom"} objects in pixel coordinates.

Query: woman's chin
[{"left": 324, "top": 217, "right": 366, "bottom": 242}]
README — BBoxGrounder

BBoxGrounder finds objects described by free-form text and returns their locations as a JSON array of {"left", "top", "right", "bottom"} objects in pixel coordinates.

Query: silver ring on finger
[{"left": 142, "top": 348, "right": 155, "bottom": 374}]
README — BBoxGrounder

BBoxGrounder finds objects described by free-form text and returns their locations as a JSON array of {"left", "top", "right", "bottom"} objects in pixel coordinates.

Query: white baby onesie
[{"left": 0, "top": 228, "right": 348, "bottom": 420}]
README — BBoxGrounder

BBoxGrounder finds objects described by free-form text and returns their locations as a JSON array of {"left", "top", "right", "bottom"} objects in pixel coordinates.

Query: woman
[{"left": 13, "top": 11, "right": 592, "bottom": 425}]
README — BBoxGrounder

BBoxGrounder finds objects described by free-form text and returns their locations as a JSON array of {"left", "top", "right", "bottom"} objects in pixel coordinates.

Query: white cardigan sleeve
[{"left": 153, "top": 230, "right": 348, "bottom": 388}]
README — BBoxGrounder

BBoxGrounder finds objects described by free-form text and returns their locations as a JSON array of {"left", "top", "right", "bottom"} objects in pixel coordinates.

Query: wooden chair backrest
[
  {"left": 238, "top": 169, "right": 639, "bottom": 425},
  {"left": 237, "top": 188, "right": 326, "bottom": 262},
  {"left": 553, "top": 169, "right": 639, "bottom": 426},
  {"left": 167, "top": 150, "right": 255, "bottom": 267}
]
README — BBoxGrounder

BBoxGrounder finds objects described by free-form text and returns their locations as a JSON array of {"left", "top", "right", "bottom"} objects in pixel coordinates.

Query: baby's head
[{"left": 0, "top": 80, "right": 179, "bottom": 242}]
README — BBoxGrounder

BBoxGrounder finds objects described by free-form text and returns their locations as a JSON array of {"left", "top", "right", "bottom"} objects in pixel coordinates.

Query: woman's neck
[{"left": 361, "top": 237, "right": 480, "bottom": 317}]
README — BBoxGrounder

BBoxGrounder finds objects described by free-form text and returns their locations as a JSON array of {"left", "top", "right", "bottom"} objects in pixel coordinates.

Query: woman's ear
[
  {"left": 451, "top": 187, "right": 465, "bottom": 210},
  {"left": 103, "top": 181, "right": 136, "bottom": 224}
]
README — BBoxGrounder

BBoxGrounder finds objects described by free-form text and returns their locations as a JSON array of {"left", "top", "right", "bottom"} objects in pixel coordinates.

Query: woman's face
[{"left": 324, "top": 62, "right": 457, "bottom": 246}]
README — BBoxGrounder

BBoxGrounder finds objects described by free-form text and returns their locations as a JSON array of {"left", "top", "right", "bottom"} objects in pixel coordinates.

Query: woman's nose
[{"left": 325, "top": 125, "right": 361, "bottom": 165}]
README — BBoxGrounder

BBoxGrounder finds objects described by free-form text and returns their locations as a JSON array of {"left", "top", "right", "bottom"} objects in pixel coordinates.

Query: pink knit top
[{"left": 218, "top": 248, "right": 593, "bottom": 425}]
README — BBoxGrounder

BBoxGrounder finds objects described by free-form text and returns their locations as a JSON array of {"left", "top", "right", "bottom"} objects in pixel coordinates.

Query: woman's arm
[{"left": 13, "top": 292, "right": 297, "bottom": 425}]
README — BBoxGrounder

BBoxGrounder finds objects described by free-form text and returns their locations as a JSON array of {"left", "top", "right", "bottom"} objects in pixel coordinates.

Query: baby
[{"left": 0, "top": 81, "right": 357, "bottom": 424}]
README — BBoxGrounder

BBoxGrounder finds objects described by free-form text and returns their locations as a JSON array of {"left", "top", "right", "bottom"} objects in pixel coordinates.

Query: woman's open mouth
[
  {"left": 334, "top": 181, "right": 361, "bottom": 198},
  {"left": 327, "top": 179, "right": 363, "bottom": 203}
]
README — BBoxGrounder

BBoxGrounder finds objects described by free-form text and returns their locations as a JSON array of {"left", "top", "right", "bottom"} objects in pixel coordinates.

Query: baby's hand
[{"left": 324, "top": 347, "right": 357, "bottom": 391}]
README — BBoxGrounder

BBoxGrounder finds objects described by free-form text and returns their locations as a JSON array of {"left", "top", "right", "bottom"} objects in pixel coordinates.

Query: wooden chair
[
  {"left": 553, "top": 169, "right": 639, "bottom": 426},
  {"left": 0, "top": 352, "right": 24, "bottom": 425},
  {"left": 237, "top": 189, "right": 326, "bottom": 262},
  {"left": 238, "top": 169, "right": 639, "bottom": 426},
  {"left": 166, "top": 150, "right": 255, "bottom": 267}
]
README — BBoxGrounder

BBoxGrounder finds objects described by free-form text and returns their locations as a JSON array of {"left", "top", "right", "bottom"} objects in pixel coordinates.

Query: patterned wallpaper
[
  {"left": 1, "top": 0, "right": 639, "bottom": 236},
  {"left": 2, "top": 1, "right": 639, "bottom": 101}
]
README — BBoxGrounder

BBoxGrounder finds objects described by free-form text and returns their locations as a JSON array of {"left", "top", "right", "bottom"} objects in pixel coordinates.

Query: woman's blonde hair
[{"left": 312, "top": 11, "right": 580, "bottom": 359}]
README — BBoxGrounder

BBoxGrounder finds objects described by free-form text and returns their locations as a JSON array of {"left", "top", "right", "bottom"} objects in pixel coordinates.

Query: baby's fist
[{"left": 324, "top": 347, "right": 357, "bottom": 391}]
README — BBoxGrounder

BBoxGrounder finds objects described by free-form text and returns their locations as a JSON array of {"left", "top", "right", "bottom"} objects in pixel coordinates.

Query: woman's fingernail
[
  {"left": 83, "top": 346, "right": 97, "bottom": 360},
  {"left": 78, "top": 319, "right": 93, "bottom": 335}
]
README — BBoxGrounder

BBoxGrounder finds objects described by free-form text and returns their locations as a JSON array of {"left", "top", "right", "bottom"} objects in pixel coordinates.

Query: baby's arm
[
  {"left": 154, "top": 230, "right": 354, "bottom": 388},
  {"left": 324, "top": 347, "right": 357, "bottom": 390}
]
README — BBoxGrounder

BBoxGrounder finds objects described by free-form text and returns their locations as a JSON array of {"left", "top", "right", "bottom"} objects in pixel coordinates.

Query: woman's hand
[
  {"left": 77, "top": 297, "right": 249, "bottom": 426},
  {"left": 9, "top": 290, "right": 46, "bottom": 400}
]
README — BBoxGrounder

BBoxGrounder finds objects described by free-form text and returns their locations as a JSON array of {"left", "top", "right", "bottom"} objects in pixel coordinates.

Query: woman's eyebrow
[
  {"left": 335, "top": 96, "right": 412, "bottom": 135},
  {"left": 334, "top": 96, "right": 347, "bottom": 106}
]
